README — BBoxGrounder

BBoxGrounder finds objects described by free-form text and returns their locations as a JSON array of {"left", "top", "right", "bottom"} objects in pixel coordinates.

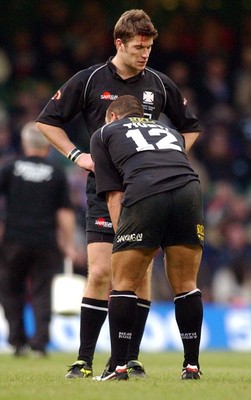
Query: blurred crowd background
[{"left": 0, "top": 0, "right": 251, "bottom": 304}]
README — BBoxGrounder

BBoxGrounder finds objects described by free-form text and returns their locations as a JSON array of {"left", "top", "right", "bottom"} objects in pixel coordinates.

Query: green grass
[{"left": 0, "top": 351, "right": 251, "bottom": 400}]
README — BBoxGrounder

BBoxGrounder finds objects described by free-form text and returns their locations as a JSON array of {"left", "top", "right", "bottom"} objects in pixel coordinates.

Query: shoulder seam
[
  {"left": 145, "top": 67, "right": 167, "bottom": 111},
  {"left": 100, "top": 124, "right": 108, "bottom": 142},
  {"left": 83, "top": 63, "right": 107, "bottom": 106}
]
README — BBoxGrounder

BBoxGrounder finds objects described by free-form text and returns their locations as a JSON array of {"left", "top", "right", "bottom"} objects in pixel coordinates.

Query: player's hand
[{"left": 75, "top": 153, "right": 94, "bottom": 172}]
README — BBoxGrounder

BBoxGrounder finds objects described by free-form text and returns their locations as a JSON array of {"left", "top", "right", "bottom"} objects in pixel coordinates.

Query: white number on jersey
[{"left": 126, "top": 127, "right": 182, "bottom": 152}]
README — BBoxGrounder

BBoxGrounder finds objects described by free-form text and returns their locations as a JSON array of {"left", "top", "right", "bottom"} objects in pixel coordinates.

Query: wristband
[{"left": 67, "top": 147, "right": 82, "bottom": 162}]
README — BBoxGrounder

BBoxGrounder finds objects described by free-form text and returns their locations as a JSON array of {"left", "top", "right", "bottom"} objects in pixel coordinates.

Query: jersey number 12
[{"left": 126, "top": 127, "right": 182, "bottom": 152}]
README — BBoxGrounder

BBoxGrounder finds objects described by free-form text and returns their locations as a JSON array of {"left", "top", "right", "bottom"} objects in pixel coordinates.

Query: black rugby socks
[
  {"left": 109, "top": 290, "right": 138, "bottom": 371},
  {"left": 127, "top": 298, "right": 151, "bottom": 361},
  {"left": 78, "top": 297, "right": 108, "bottom": 365},
  {"left": 174, "top": 289, "right": 203, "bottom": 368}
]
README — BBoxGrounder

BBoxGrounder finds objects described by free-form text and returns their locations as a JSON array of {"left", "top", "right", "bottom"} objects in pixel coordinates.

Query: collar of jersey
[{"left": 107, "top": 57, "right": 145, "bottom": 82}]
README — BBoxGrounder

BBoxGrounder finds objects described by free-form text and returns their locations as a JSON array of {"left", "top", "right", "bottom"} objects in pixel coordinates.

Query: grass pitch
[{"left": 0, "top": 351, "right": 250, "bottom": 400}]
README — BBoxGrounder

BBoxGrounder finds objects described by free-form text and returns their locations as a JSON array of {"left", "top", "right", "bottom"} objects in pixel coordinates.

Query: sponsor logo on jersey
[
  {"left": 95, "top": 217, "right": 113, "bottom": 228},
  {"left": 52, "top": 90, "right": 62, "bottom": 100},
  {"left": 100, "top": 91, "right": 118, "bottom": 101},
  {"left": 143, "top": 91, "right": 154, "bottom": 104},
  {"left": 14, "top": 161, "right": 53, "bottom": 182},
  {"left": 116, "top": 233, "right": 143, "bottom": 243}
]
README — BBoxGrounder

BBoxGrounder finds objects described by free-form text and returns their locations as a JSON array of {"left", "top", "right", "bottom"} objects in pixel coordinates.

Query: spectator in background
[
  {"left": 195, "top": 54, "right": 232, "bottom": 116},
  {"left": 234, "top": 45, "right": 251, "bottom": 119},
  {"left": 212, "top": 221, "right": 251, "bottom": 304},
  {"left": 199, "top": 180, "right": 251, "bottom": 302},
  {"left": 200, "top": 123, "right": 235, "bottom": 182},
  {"left": 150, "top": 10, "right": 198, "bottom": 71},
  {"left": 37, "top": 30, "right": 71, "bottom": 85},
  {"left": 66, "top": 0, "right": 112, "bottom": 71},
  {"left": 8, "top": 30, "right": 38, "bottom": 82},
  {"left": 233, "top": 45, "right": 251, "bottom": 185},
  {"left": 0, "top": 120, "right": 16, "bottom": 166},
  {"left": 0, "top": 122, "right": 76, "bottom": 357},
  {"left": 8, "top": 83, "right": 54, "bottom": 153},
  {"left": 199, "top": 116, "right": 250, "bottom": 191},
  {"left": 238, "top": 13, "right": 251, "bottom": 48},
  {"left": 198, "top": 13, "right": 236, "bottom": 61},
  {"left": 165, "top": 60, "right": 199, "bottom": 116},
  {"left": 0, "top": 47, "right": 12, "bottom": 87}
]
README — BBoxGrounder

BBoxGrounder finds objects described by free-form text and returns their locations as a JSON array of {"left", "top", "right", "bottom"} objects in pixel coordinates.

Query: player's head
[
  {"left": 113, "top": 9, "right": 158, "bottom": 43},
  {"left": 21, "top": 121, "right": 50, "bottom": 155},
  {"left": 105, "top": 95, "right": 144, "bottom": 123},
  {"left": 113, "top": 10, "right": 158, "bottom": 73}
]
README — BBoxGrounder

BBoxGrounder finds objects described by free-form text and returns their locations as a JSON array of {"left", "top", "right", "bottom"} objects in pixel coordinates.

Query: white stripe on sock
[
  {"left": 174, "top": 288, "right": 201, "bottom": 302},
  {"left": 109, "top": 294, "right": 138, "bottom": 299},
  {"left": 137, "top": 302, "right": 150, "bottom": 309},
  {"left": 81, "top": 303, "right": 108, "bottom": 311}
]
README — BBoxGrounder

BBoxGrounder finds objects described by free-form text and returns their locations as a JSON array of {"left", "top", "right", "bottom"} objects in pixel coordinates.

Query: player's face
[{"left": 119, "top": 35, "right": 153, "bottom": 73}]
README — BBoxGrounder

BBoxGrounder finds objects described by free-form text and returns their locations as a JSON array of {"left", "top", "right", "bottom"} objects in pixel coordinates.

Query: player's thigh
[{"left": 111, "top": 248, "right": 157, "bottom": 292}]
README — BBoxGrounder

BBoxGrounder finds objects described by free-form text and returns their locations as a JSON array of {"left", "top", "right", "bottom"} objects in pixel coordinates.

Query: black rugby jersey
[
  {"left": 0, "top": 156, "right": 73, "bottom": 248},
  {"left": 90, "top": 116, "right": 199, "bottom": 207},
  {"left": 36, "top": 58, "right": 200, "bottom": 141}
]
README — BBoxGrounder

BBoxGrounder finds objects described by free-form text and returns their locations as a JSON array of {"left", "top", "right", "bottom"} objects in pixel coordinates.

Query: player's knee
[
  {"left": 171, "top": 279, "right": 197, "bottom": 295},
  {"left": 87, "top": 265, "right": 111, "bottom": 287}
]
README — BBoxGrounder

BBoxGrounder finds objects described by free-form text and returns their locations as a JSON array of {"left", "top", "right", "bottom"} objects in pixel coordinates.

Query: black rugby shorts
[
  {"left": 112, "top": 180, "right": 204, "bottom": 253},
  {"left": 86, "top": 173, "right": 115, "bottom": 239}
]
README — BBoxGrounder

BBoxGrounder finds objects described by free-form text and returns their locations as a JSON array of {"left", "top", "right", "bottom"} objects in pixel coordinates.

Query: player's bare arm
[
  {"left": 106, "top": 191, "right": 123, "bottom": 232},
  {"left": 36, "top": 122, "right": 94, "bottom": 172},
  {"left": 182, "top": 131, "right": 200, "bottom": 153}
]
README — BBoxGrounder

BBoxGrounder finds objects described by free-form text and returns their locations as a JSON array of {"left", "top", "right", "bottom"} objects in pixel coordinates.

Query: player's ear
[
  {"left": 115, "top": 38, "right": 123, "bottom": 51},
  {"left": 110, "top": 112, "right": 118, "bottom": 122},
  {"left": 106, "top": 111, "right": 117, "bottom": 123}
]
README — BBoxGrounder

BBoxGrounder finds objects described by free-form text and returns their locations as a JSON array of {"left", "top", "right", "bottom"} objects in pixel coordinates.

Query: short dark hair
[
  {"left": 106, "top": 95, "right": 144, "bottom": 120},
  {"left": 113, "top": 9, "right": 158, "bottom": 43}
]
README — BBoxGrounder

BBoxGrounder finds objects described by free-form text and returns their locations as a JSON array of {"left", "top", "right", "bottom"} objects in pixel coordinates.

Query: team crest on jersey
[
  {"left": 52, "top": 90, "right": 62, "bottom": 100},
  {"left": 101, "top": 91, "right": 118, "bottom": 101},
  {"left": 197, "top": 224, "right": 204, "bottom": 243},
  {"left": 143, "top": 91, "right": 154, "bottom": 104}
]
